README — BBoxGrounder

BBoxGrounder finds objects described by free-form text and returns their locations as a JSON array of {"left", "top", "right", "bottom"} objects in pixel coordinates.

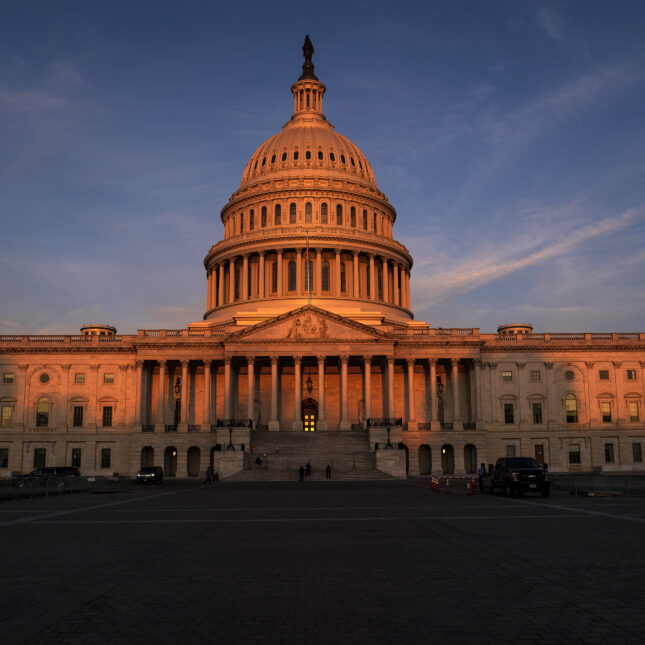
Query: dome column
[
  {"left": 335, "top": 249, "right": 341, "bottom": 295},
  {"left": 393, "top": 263, "right": 400, "bottom": 307},
  {"left": 382, "top": 257, "right": 389, "bottom": 303},
  {"left": 353, "top": 252, "right": 359, "bottom": 298},
  {"left": 369, "top": 254, "right": 376, "bottom": 300},
  {"left": 258, "top": 252, "right": 265, "bottom": 299},
  {"left": 206, "top": 270, "right": 212, "bottom": 310},
  {"left": 242, "top": 254, "right": 249, "bottom": 301},
  {"left": 277, "top": 250, "right": 284, "bottom": 296},
  {"left": 228, "top": 258, "right": 236, "bottom": 303},
  {"left": 218, "top": 263, "right": 225, "bottom": 306}
]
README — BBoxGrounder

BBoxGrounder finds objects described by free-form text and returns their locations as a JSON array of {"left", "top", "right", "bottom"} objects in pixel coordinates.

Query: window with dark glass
[
  {"left": 330, "top": 152, "right": 335, "bottom": 162},
  {"left": 532, "top": 402, "right": 542, "bottom": 424},
  {"left": 73, "top": 406, "right": 83, "bottom": 427},
  {"left": 565, "top": 394, "right": 578, "bottom": 423},
  {"left": 248, "top": 264, "right": 252, "bottom": 297},
  {"left": 363, "top": 210, "right": 367, "bottom": 230},
  {"left": 626, "top": 369, "right": 637, "bottom": 380},
  {"left": 502, "top": 371, "right": 512, "bottom": 382},
  {"left": 305, "top": 202, "right": 312, "bottom": 223},
  {"left": 281, "top": 152, "right": 287, "bottom": 161},
  {"left": 3, "top": 373, "right": 14, "bottom": 384},
  {"left": 504, "top": 403, "right": 514, "bottom": 424},
  {"left": 249, "top": 209, "right": 254, "bottom": 230},
  {"left": 321, "top": 203, "right": 328, "bottom": 224},
  {"left": 599, "top": 369, "right": 609, "bottom": 380},
  {"left": 373, "top": 213, "right": 377, "bottom": 232},
  {"left": 33, "top": 448, "right": 46, "bottom": 468},
  {"left": 377, "top": 267, "right": 383, "bottom": 299},
  {"left": 350, "top": 206, "right": 356, "bottom": 227},
  {"left": 253, "top": 159, "right": 258, "bottom": 170},
  {"left": 271, "top": 154, "right": 276, "bottom": 163},
  {"left": 75, "top": 373, "right": 85, "bottom": 384},
  {"left": 318, "top": 151, "right": 323, "bottom": 160},
  {"left": 336, "top": 204, "right": 343, "bottom": 226},
  {"left": 261, "top": 157, "right": 266, "bottom": 166},
  {"left": 340, "top": 154, "right": 346, "bottom": 164},
  {"left": 288, "top": 260, "right": 296, "bottom": 292},
  {"left": 633, "top": 442, "right": 643, "bottom": 463},
  {"left": 261, "top": 206, "right": 267, "bottom": 227},
  {"left": 505, "top": 444, "right": 516, "bottom": 457},
  {"left": 321, "top": 261, "right": 330, "bottom": 291},
  {"left": 104, "top": 373, "right": 114, "bottom": 384},
  {"left": 0, "top": 448, "right": 8, "bottom": 468},
  {"left": 274, "top": 204, "right": 281, "bottom": 225},
  {"left": 36, "top": 397, "right": 49, "bottom": 427},
  {"left": 102, "top": 406, "right": 113, "bottom": 427},
  {"left": 1, "top": 406, "right": 12, "bottom": 428},
  {"left": 340, "top": 263, "right": 346, "bottom": 293},
  {"left": 71, "top": 448, "right": 81, "bottom": 468},
  {"left": 289, "top": 203, "right": 296, "bottom": 224},
  {"left": 530, "top": 370, "right": 541, "bottom": 382},
  {"left": 293, "top": 151, "right": 299, "bottom": 160},
  {"left": 350, "top": 157, "right": 355, "bottom": 166},
  {"left": 568, "top": 443, "right": 581, "bottom": 464},
  {"left": 366, "top": 264, "right": 370, "bottom": 296},
  {"left": 101, "top": 448, "right": 111, "bottom": 469},
  {"left": 604, "top": 443, "right": 615, "bottom": 463},
  {"left": 305, "top": 150, "right": 311, "bottom": 160},
  {"left": 629, "top": 401, "right": 639, "bottom": 422},
  {"left": 271, "top": 263, "right": 278, "bottom": 293},
  {"left": 601, "top": 401, "right": 611, "bottom": 423},
  {"left": 235, "top": 267, "right": 240, "bottom": 300}
]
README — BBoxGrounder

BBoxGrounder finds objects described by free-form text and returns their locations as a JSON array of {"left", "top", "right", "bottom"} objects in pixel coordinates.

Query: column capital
[
  {"left": 18, "top": 364, "right": 28, "bottom": 371},
  {"left": 296, "top": 248, "right": 302, "bottom": 255},
  {"left": 363, "top": 355, "right": 372, "bottom": 363},
  {"left": 259, "top": 250, "right": 266, "bottom": 257},
  {"left": 61, "top": 364, "right": 71, "bottom": 372},
  {"left": 429, "top": 358, "right": 438, "bottom": 366},
  {"left": 315, "top": 247, "right": 323, "bottom": 254},
  {"left": 277, "top": 248, "right": 283, "bottom": 256},
  {"left": 158, "top": 359, "right": 167, "bottom": 367},
  {"left": 203, "top": 359, "right": 211, "bottom": 368},
  {"left": 516, "top": 362, "right": 525, "bottom": 369},
  {"left": 386, "top": 355, "right": 394, "bottom": 364},
  {"left": 293, "top": 354, "right": 302, "bottom": 363},
  {"left": 316, "top": 355, "right": 326, "bottom": 364},
  {"left": 270, "top": 355, "right": 279, "bottom": 365},
  {"left": 339, "top": 354, "right": 349, "bottom": 364},
  {"left": 488, "top": 362, "right": 497, "bottom": 370},
  {"left": 242, "top": 252, "right": 250, "bottom": 259},
  {"left": 544, "top": 362, "right": 553, "bottom": 370},
  {"left": 474, "top": 358, "right": 482, "bottom": 367},
  {"left": 90, "top": 363, "right": 100, "bottom": 371},
  {"left": 180, "top": 359, "right": 190, "bottom": 367},
  {"left": 585, "top": 361, "right": 595, "bottom": 368},
  {"left": 118, "top": 364, "right": 129, "bottom": 372},
  {"left": 406, "top": 358, "right": 415, "bottom": 367},
  {"left": 224, "top": 357, "right": 232, "bottom": 366},
  {"left": 246, "top": 356, "right": 255, "bottom": 365}
]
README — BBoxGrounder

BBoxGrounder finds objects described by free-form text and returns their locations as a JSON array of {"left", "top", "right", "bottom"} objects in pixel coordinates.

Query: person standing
[
  {"left": 299, "top": 465, "right": 305, "bottom": 481},
  {"left": 325, "top": 464, "right": 332, "bottom": 480},
  {"left": 477, "top": 462, "right": 486, "bottom": 492},
  {"left": 202, "top": 466, "right": 213, "bottom": 488}
]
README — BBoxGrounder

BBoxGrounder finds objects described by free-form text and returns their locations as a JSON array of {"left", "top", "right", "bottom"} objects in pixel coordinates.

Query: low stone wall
[{"left": 375, "top": 449, "right": 406, "bottom": 478}]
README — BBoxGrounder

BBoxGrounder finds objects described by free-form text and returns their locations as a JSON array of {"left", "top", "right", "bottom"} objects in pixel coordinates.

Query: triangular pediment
[{"left": 225, "top": 306, "right": 390, "bottom": 343}]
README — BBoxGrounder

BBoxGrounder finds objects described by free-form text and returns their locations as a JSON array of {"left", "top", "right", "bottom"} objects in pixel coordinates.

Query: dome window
[
  {"left": 318, "top": 151, "right": 323, "bottom": 160},
  {"left": 289, "top": 203, "right": 296, "bottom": 224},
  {"left": 340, "top": 263, "right": 347, "bottom": 293},
  {"left": 350, "top": 206, "right": 356, "bottom": 227},
  {"left": 358, "top": 160, "right": 363, "bottom": 170},
  {"left": 253, "top": 159, "right": 258, "bottom": 170},
  {"left": 288, "top": 261, "right": 296, "bottom": 292},
  {"left": 340, "top": 154, "right": 346, "bottom": 164},
  {"left": 321, "top": 203, "right": 328, "bottom": 224},
  {"left": 321, "top": 261, "right": 330, "bottom": 292},
  {"left": 329, "top": 152, "right": 335, "bottom": 162},
  {"left": 271, "top": 263, "right": 278, "bottom": 293},
  {"left": 350, "top": 157, "right": 355, "bottom": 167},
  {"left": 261, "top": 157, "right": 266, "bottom": 167},
  {"left": 261, "top": 206, "right": 267, "bottom": 227},
  {"left": 373, "top": 213, "right": 377, "bottom": 232},
  {"left": 271, "top": 154, "right": 276, "bottom": 164},
  {"left": 362, "top": 209, "right": 368, "bottom": 230},
  {"left": 305, "top": 202, "right": 312, "bottom": 223},
  {"left": 336, "top": 204, "right": 343, "bottom": 226},
  {"left": 249, "top": 209, "right": 255, "bottom": 231},
  {"left": 281, "top": 152, "right": 287, "bottom": 162},
  {"left": 293, "top": 151, "right": 299, "bottom": 161},
  {"left": 240, "top": 213, "right": 244, "bottom": 233},
  {"left": 305, "top": 150, "right": 311, "bottom": 160},
  {"left": 274, "top": 204, "right": 281, "bottom": 226}
]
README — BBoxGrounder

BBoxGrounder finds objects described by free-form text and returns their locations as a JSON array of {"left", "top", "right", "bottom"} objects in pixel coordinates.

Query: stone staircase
[{"left": 226, "top": 429, "right": 394, "bottom": 481}]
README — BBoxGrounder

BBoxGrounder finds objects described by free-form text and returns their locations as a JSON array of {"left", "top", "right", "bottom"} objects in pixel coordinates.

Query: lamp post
[
  {"left": 226, "top": 419, "right": 235, "bottom": 451},
  {"left": 305, "top": 370, "right": 313, "bottom": 395},
  {"left": 385, "top": 418, "right": 393, "bottom": 449}
]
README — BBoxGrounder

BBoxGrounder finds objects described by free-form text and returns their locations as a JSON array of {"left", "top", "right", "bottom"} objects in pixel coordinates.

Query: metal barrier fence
[
  {"left": 549, "top": 474, "right": 645, "bottom": 497},
  {"left": 0, "top": 476, "right": 130, "bottom": 501}
]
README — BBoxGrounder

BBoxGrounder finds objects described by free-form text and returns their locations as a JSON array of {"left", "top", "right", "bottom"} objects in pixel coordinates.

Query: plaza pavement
[{"left": 1, "top": 480, "right": 644, "bottom": 645}]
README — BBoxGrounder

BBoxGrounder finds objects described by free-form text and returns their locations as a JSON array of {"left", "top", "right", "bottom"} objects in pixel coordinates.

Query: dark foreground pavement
[{"left": 1, "top": 480, "right": 644, "bottom": 645}]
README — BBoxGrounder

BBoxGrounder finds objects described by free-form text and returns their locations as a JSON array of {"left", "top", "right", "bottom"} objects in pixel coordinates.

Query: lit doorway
[
  {"left": 302, "top": 398, "right": 318, "bottom": 432},
  {"left": 164, "top": 446, "right": 177, "bottom": 477}
]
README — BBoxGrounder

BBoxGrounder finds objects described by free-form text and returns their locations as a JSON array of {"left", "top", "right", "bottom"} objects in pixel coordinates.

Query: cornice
[{"left": 481, "top": 343, "right": 645, "bottom": 353}]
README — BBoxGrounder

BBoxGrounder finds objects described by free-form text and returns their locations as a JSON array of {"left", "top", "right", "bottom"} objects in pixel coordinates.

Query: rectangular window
[
  {"left": 71, "top": 448, "right": 81, "bottom": 468},
  {"left": 626, "top": 369, "right": 637, "bottom": 381},
  {"left": 599, "top": 369, "right": 609, "bottom": 380},
  {"left": 604, "top": 443, "right": 615, "bottom": 463},
  {"left": 601, "top": 402, "right": 612, "bottom": 423},
  {"left": 505, "top": 445, "right": 516, "bottom": 458},
  {"left": 632, "top": 443, "right": 643, "bottom": 463},
  {"left": 3, "top": 373, "right": 14, "bottom": 384},
  {"left": 503, "top": 403, "right": 514, "bottom": 424},
  {"left": 74, "top": 373, "right": 86, "bottom": 384},
  {"left": 103, "top": 373, "right": 115, "bottom": 384},
  {"left": 532, "top": 402, "right": 543, "bottom": 424},
  {"left": 502, "top": 371, "right": 512, "bottom": 382},
  {"left": 102, "top": 406, "right": 113, "bottom": 427},
  {"left": 73, "top": 406, "right": 84, "bottom": 427},
  {"left": 568, "top": 443, "right": 581, "bottom": 464},
  {"left": 1, "top": 406, "right": 12, "bottom": 428},
  {"left": 530, "top": 370, "right": 541, "bottom": 382},
  {"left": 100, "top": 448, "right": 111, "bottom": 469},
  {"left": 0, "top": 448, "right": 8, "bottom": 468},
  {"left": 629, "top": 401, "right": 639, "bottom": 422},
  {"left": 33, "top": 448, "right": 46, "bottom": 468}
]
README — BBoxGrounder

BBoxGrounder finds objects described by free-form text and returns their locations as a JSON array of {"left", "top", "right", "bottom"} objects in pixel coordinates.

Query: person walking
[
  {"left": 298, "top": 465, "right": 305, "bottom": 481},
  {"left": 202, "top": 466, "right": 213, "bottom": 488},
  {"left": 477, "top": 462, "right": 487, "bottom": 493},
  {"left": 325, "top": 464, "right": 332, "bottom": 480}
]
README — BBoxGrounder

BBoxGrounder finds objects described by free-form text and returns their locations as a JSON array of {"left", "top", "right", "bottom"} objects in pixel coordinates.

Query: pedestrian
[
  {"left": 477, "top": 462, "right": 486, "bottom": 492},
  {"left": 305, "top": 461, "right": 311, "bottom": 477},
  {"left": 325, "top": 464, "right": 332, "bottom": 480},
  {"left": 299, "top": 465, "right": 305, "bottom": 481},
  {"left": 202, "top": 466, "right": 213, "bottom": 487},
  {"left": 213, "top": 470, "right": 219, "bottom": 483}
]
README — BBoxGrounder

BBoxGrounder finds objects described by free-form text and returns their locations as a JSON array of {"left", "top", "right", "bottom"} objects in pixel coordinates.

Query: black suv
[
  {"left": 136, "top": 466, "right": 164, "bottom": 484},
  {"left": 487, "top": 457, "right": 550, "bottom": 497}
]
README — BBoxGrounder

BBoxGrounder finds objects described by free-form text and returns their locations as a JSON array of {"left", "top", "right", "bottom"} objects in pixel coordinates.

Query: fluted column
[
  {"left": 405, "top": 269, "right": 411, "bottom": 308},
  {"left": 451, "top": 359, "right": 462, "bottom": 430},
  {"left": 247, "top": 357, "right": 255, "bottom": 426},
  {"left": 353, "top": 251, "right": 359, "bottom": 298},
  {"left": 179, "top": 360, "right": 189, "bottom": 431},
  {"left": 223, "top": 358, "right": 232, "bottom": 420},
  {"left": 277, "top": 250, "right": 283, "bottom": 296},
  {"left": 203, "top": 361, "right": 211, "bottom": 428},
  {"left": 407, "top": 359, "right": 417, "bottom": 429},
  {"left": 156, "top": 360, "right": 166, "bottom": 431},
  {"left": 335, "top": 249, "right": 341, "bottom": 295},
  {"left": 369, "top": 254, "right": 376, "bottom": 300},
  {"left": 258, "top": 252, "right": 265, "bottom": 299},
  {"left": 242, "top": 254, "right": 249, "bottom": 301},
  {"left": 393, "top": 264, "right": 400, "bottom": 307},
  {"left": 317, "top": 355, "right": 326, "bottom": 430},
  {"left": 206, "top": 270, "right": 212, "bottom": 310},
  {"left": 429, "top": 359, "right": 439, "bottom": 430},
  {"left": 134, "top": 360, "right": 144, "bottom": 424},
  {"left": 387, "top": 357, "right": 395, "bottom": 419},
  {"left": 340, "top": 355, "right": 351, "bottom": 430},
  {"left": 218, "top": 262, "right": 225, "bottom": 306},
  {"left": 228, "top": 258, "right": 236, "bottom": 303},
  {"left": 269, "top": 356, "right": 279, "bottom": 431},
  {"left": 382, "top": 257, "right": 389, "bottom": 302},
  {"left": 363, "top": 356, "right": 372, "bottom": 425},
  {"left": 293, "top": 355, "right": 302, "bottom": 430},
  {"left": 296, "top": 249, "right": 303, "bottom": 295},
  {"left": 315, "top": 248, "right": 322, "bottom": 295}
]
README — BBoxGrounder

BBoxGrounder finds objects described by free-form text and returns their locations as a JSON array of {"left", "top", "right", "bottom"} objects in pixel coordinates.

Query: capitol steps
[{"left": 225, "top": 429, "right": 393, "bottom": 481}]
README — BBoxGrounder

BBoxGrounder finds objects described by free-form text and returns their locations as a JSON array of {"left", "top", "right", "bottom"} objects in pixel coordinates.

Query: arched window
[
  {"left": 289, "top": 203, "right": 296, "bottom": 224},
  {"left": 363, "top": 209, "right": 368, "bottom": 230},
  {"left": 288, "top": 260, "right": 296, "bottom": 292},
  {"left": 261, "top": 206, "right": 267, "bottom": 227},
  {"left": 336, "top": 204, "right": 343, "bottom": 226},
  {"left": 274, "top": 204, "right": 281, "bottom": 226},
  {"left": 340, "top": 263, "right": 346, "bottom": 293},
  {"left": 36, "top": 397, "right": 49, "bottom": 427},
  {"left": 240, "top": 213, "right": 244, "bottom": 233},
  {"left": 350, "top": 206, "right": 356, "bottom": 227},
  {"left": 305, "top": 202, "right": 312, "bottom": 223},
  {"left": 321, "top": 203, "right": 328, "bottom": 224},
  {"left": 321, "top": 261, "right": 330, "bottom": 292},
  {"left": 565, "top": 394, "right": 578, "bottom": 423},
  {"left": 305, "top": 260, "right": 313, "bottom": 292},
  {"left": 249, "top": 209, "right": 254, "bottom": 231},
  {"left": 373, "top": 213, "right": 377, "bottom": 232},
  {"left": 271, "top": 263, "right": 278, "bottom": 293}
]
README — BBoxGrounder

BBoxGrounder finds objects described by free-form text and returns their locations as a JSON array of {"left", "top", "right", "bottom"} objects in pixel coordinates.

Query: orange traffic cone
[
  {"left": 445, "top": 479, "right": 451, "bottom": 494},
  {"left": 468, "top": 478, "right": 475, "bottom": 495}
]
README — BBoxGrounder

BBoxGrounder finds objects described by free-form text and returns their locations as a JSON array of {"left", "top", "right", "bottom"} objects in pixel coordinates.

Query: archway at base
[{"left": 301, "top": 398, "right": 318, "bottom": 432}]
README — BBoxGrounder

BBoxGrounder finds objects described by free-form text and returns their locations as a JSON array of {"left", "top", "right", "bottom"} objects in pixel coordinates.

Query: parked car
[
  {"left": 17, "top": 467, "right": 81, "bottom": 478},
  {"left": 483, "top": 457, "right": 550, "bottom": 497},
  {"left": 136, "top": 466, "right": 164, "bottom": 484}
]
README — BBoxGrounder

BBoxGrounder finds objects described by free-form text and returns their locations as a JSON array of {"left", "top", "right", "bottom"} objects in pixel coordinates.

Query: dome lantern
[{"left": 291, "top": 35, "right": 326, "bottom": 121}]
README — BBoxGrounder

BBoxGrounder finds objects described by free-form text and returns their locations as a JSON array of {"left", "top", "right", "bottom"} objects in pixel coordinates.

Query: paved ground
[{"left": 1, "top": 480, "right": 644, "bottom": 645}]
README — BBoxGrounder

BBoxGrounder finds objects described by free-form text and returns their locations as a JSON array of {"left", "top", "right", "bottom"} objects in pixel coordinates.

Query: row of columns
[{"left": 206, "top": 249, "right": 411, "bottom": 310}]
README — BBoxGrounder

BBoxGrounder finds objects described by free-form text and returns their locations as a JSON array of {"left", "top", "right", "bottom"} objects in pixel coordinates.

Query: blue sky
[{"left": 1, "top": 0, "right": 644, "bottom": 333}]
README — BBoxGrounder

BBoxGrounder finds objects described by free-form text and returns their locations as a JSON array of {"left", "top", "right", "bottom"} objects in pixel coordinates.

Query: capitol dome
[{"left": 202, "top": 37, "right": 413, "bottom": 326}]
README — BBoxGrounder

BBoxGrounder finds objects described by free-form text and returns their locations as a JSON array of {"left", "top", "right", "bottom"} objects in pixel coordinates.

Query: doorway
[
  {"left": 441, "top": 444, "right": 454, "bottom": 474},
  {"left": 141, "top": 446, "right": 154, "bottom": 467},
  {"left": 164, "top": 446, "right": 177, "bottom": 477},
  {"left": 302, "top": 398, "right": 318, "bottom": 432},
  {"left": 534, "top": 444, "right": 545, "bottom": 466},
  {"left": 187, "top": 446, "right": 200, "bottom": 477}
]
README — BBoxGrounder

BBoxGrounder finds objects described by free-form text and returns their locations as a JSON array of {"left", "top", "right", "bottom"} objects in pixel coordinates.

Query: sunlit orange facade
[{"left": 1, "top": 41, "right": 644, "bottom": 480}]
